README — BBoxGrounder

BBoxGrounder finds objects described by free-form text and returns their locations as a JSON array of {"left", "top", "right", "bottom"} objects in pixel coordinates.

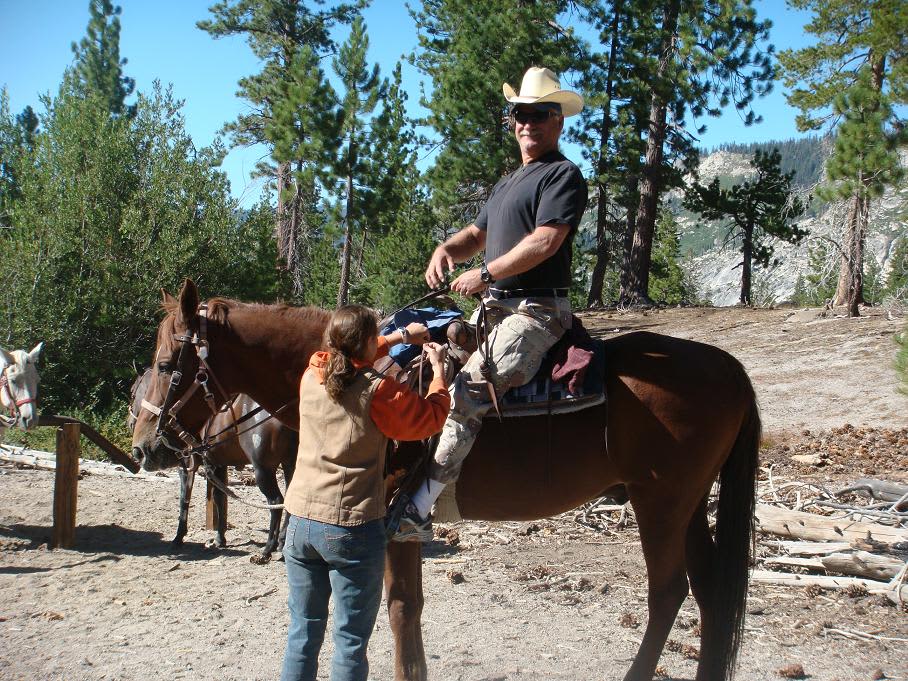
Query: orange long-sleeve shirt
[{"left": 305, "top": 335, "right": 450, "bottom": 441}]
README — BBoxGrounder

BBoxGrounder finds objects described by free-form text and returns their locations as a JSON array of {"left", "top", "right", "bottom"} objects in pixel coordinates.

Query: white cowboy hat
[{"left": 503, "top": 67, "right": 584, "bottom": 117}]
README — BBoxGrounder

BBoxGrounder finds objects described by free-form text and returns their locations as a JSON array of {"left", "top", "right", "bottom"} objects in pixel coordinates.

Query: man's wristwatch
[{"left": 480, "top": 263, "right": 495, "bottom": 284}]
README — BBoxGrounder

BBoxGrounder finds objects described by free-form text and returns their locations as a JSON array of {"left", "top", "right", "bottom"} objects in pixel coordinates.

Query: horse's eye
[{"left": 158, "top": 362, "right": 172, "bottom": 373}]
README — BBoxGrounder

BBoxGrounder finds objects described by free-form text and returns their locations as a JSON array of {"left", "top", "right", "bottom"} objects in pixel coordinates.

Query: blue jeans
[{"left": 280, "top": 514, "right": 387, "bottom": 681}]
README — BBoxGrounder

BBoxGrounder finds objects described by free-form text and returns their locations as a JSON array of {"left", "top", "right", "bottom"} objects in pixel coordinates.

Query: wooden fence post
[
  {"left": 206, "top": 467, "right": 228, "bottom": 531},
  {"left": 51, "top": 423, "right": 80, "bottom": 549}
]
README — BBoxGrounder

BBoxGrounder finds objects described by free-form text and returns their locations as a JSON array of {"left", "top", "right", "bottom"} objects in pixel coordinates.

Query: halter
[
  {"left": 140, "top": 305, "right": 233, "bottom": 452},
  {"left": 0, "top": 363, "right": 37, "bottom": 427}
]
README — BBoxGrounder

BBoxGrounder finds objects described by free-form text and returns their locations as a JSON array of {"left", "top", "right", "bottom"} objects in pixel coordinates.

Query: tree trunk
[
  {"left": 834, "top": 193, "right": 866, "bottom": 317},
  {"left": 337, "top": 171, "right": 354, "bottom": 309},
  {"left": 741, "top": 223, "right": 753, "bottom": 306},
  {"left": 586, "top": 6, "right": 622, "bottom": 308},
  {"left": 275, "top": 161, "right": 291, "bottom": 266},
  {"left": 620, "top": 0, "right": 679, "bottom": 306},
  {"left": 846, "top": 193, "right": 868, "bottom": 317},
  {"left": 619, "top": 172, "right": 639, "bottom": 295}
]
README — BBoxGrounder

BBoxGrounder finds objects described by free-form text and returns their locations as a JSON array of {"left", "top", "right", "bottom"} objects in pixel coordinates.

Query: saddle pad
[{"left": 491, "top": 338, "right": 606, "bottom": 420}]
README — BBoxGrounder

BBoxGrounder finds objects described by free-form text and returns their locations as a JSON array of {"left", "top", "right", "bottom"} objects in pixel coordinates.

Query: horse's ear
[
  {"left": 177, "top": 279, "right": 200, "bottom": 327},
  {"left": 161, "top": 288, "right": 176, "bottom": 305},
  {"left": 27, "top": 342, "right": 44, "bottom": 363},
  {"left": 0, "top": 347, "right": 12, "bottom": 366}
]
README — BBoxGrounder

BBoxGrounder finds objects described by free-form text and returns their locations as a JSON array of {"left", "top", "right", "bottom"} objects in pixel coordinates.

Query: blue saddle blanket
[{"left": 380, "top": 306, "right": 464, "bottom": 367}]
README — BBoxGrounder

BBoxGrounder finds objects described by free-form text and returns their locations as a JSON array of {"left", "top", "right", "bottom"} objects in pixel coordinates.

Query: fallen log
[
  {"left": 820, "top": 552, "right": 905, "bottom": 581},
  {"left": 763, "top": 540, "right": 852, "bottom": 556},
  {"left": 0, "top": 448, "right": 173, "bottom": 481},
  {"left": 755, "top": 503, "right": 908, "bottom": 545},
  {"left": 760, "top": 552, "right": 905, "bottom": 581},
  {"left": 750, "top": 569, "right": 908, "bottom": 604}
]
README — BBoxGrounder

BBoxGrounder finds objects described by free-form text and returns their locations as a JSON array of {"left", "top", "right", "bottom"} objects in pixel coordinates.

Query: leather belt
[{"left": 487, "top": 287, "right": 569, "bottom": 300}]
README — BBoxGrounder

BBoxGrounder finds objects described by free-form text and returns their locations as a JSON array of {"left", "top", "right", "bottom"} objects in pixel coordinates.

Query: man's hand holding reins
[
  {"left": 426, "top": 247, "right": 455, "bottom": 289},
  {"left": 450, "top": 268, "right": 487, "bottom": 296}
]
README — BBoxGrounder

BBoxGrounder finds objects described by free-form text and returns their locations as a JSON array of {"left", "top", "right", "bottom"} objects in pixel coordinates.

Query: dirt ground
[{"left": 1, "top": 305, "right": 907, "bottom": 681}]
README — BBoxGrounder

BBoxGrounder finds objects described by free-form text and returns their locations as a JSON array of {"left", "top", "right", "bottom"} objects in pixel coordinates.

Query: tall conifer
[
  {"left": 779, "top": 0, "right": 908, "bottom": 316},
  {"left": 619, "top": 0, "right": 774, "bottom": 305},
  {"left": 70, "top": 0, "right": 135, "bottom": 117},
  {"left": 684, "top": 149, "right": 808, "bottom": 305},
  {"left": 198, "top": 0, "right": 361, "bottom": 293},
  {"left": 411, "top": 0, "right": 581, "bottom": 221},
  {"left": 332, "top": 17, "right": 383, "bottom": 307}
]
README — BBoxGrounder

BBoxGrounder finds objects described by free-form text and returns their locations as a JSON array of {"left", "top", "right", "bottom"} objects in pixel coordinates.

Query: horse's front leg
[
  {"left": 384, "top": 541, "right": 427, "bottom": 681},
  {"left": 172, "top": 464, "right": 195, "bottom": 547}
]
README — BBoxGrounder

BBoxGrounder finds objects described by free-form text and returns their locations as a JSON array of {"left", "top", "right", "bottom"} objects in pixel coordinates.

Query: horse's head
[
  {"left": 0, "top": 342, "right": 43, "bottom": 430},
  {"left": 131, "top": 279, "right": 232, "bottom": 471}
]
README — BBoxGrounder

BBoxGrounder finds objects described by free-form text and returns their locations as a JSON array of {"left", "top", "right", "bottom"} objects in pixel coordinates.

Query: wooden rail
[{"left": 37, "top": 414, "right": 140, "bottom": 473}]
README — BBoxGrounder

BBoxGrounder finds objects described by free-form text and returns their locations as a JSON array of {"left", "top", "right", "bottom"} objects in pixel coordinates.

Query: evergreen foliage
[
  {"left": 649, "top": 211, "right": 694, "bottom": 305},
  {"left": 331, "top": 16, "right": 384, "bottom": 307},
  {"left": 0, "top": 80, "right": 288, "bottom": 416},
  {"left": 198, "top": 0, "right": 361, "bottom": 292},
  {"left": 779, "top": 0, "right": 908, "bottom": 316},
  {"left": 684, "top": 149, "right": 808, "bottom": 305},
  {"left": 0, "top": 90, "right": 38, "bottom": 229},
  {"left": 411, "top": 0, "right": 581, "bottom": 216},
  {"left": 619, "top": 0, "right": 776, "bottom": 305},
  {"left": 714, "top": 135, "right": 828, "bottom": 188},
  {"left": 70, "top": 0, "right": 135, "bottom": 117}
]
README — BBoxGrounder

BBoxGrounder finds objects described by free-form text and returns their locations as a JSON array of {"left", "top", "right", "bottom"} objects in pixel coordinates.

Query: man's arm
[
  {"left": 425, "top": 224, "right": 487, "bottom": 288},
  {"left": 449, "top": 223, "right": 570, "bottom": 296}
]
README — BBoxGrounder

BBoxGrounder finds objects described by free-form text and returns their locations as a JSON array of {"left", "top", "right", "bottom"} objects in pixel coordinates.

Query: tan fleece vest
[{"left": 284, "top": 366, "right": 387, "bottom": 526}]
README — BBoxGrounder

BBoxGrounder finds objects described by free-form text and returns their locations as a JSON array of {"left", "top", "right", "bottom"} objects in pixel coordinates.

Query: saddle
[{"left": 379, "top": 314, "right": 607, "bottom": 419}]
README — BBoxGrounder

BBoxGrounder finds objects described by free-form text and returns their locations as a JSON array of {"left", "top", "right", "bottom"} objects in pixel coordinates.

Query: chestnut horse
[
  {"left": 128, "top": 367, "right": 298, "bottom": 561},
  {"left": 132, "top": 280, "right": 760, "bottom": 681}
]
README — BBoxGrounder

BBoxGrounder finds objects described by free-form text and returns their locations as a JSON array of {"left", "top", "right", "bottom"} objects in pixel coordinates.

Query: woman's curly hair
[{"left": 323, "top": 305, "right": 378, "bottom": 402}]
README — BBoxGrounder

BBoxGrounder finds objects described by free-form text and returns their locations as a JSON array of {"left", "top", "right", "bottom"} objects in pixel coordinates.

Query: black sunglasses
[{"left": 512, "top": 109, "right": 558, "bottom": 124}]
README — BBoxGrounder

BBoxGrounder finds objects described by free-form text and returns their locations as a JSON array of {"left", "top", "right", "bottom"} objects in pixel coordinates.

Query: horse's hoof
[
  {"left": 204, "top": 538, "right": 225, "bottom": 550},
  {"left": 250, "top": 553, "right": 271, "bottom": 565}
]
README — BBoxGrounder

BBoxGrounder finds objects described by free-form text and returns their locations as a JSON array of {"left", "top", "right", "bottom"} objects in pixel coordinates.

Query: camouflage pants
[{"left": 429, "top": 296, "right": 570, "bottom": 484}]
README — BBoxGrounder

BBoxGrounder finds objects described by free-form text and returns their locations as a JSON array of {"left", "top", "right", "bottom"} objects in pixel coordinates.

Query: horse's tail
[{"left": 711, "top": 382, "right": 760, "bottom": 680}]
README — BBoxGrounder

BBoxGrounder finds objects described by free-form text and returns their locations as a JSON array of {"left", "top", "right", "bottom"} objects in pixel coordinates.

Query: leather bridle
[
  {"left": 140, "top": 305, "right": 233, "bottom": 451},
  {"left": 0, "top": 362, "right": 38, "bottom": 427}
]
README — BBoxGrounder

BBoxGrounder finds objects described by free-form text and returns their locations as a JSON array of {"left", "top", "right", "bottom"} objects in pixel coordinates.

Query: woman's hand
[{"left": 423, "top": 342, "right": 447, "bottom": 372}]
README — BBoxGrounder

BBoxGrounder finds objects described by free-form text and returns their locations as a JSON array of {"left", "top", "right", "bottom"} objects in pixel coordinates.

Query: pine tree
[
  {"left": 70, "top": 0, "right": 135, "bottom": 117},
  {"left": 0, "top": 91, "right": 39, "bottom": 229},
  {"left": 331, "top": 17, "right": 383, "bottom": 307},
  {"left": 411, "top": 0, "right": 582, "bottom": 217},
  {"left": 198, "top": 0, "right": 361, "bottom": 292},
  {"left": 569, "top": 0, "right": 653, "bottom": 307},
  {"left": 620, "top": 0, "right": 775, "bottom": 306},
  {"left": 684, "top": 149, "right": 808, "bottom": 305},
  {"left": 779, "top": 0, "right": 908, "bottom": 317}
]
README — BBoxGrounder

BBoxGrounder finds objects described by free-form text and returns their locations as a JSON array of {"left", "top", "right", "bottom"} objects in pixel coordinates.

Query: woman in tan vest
[{"left": 281, "top": 305, "right": 450, "bottom": 681}]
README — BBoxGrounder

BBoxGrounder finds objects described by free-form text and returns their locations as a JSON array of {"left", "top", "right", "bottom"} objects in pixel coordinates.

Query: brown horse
[
  {"left": 131, "top": 280, "right": 760, "bottom": 681},
  {"left": 128, "top": 367, "right": 298, "bottom": 561}
]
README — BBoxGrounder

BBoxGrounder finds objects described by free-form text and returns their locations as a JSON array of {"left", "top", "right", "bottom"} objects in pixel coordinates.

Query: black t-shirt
[{"left": 475, "top": 150, "right": 587, "bottom": 291}]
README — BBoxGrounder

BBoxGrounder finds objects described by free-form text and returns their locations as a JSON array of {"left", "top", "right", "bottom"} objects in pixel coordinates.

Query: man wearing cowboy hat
[{"left": 392, "top": 67, "right": 588, "bottom": 542}]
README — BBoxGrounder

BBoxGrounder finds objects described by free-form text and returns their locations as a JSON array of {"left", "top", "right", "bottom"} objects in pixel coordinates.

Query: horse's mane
[{"left": 155, "top": 296, "right": 332, "bottom": 359}]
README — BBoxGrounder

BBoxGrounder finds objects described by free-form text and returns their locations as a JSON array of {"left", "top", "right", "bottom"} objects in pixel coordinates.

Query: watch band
[{"left": 480, "top": 263, "right": 495, "bottom": 284}]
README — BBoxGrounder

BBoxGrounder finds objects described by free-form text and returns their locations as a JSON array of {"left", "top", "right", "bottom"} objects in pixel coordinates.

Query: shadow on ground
[{"left": 0, "top": 522, "right": 247, "bottom": 560}]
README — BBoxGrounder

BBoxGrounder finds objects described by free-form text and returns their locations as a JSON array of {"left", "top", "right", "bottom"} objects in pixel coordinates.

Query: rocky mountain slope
[{"left": 675, "top": 146, "right": 908, "bottom": 306}]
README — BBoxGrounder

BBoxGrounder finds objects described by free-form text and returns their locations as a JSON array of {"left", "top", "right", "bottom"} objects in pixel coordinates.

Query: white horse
[{"left": 0, "top": 343, "right": 44, "bottom": 443}]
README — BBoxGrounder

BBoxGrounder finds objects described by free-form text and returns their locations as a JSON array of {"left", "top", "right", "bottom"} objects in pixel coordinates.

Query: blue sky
[{"left": 1, "top": 0, "right": 814, "bottom": 208}]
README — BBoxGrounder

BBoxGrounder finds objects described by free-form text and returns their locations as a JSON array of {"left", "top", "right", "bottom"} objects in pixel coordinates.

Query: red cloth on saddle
[{"left": 551, "top": 316, "right": 595, "bottom": 394}]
